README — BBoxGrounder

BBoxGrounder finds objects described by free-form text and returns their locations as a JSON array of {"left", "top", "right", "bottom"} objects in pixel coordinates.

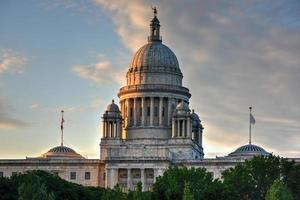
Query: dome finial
[
  {"left": 152, "top": 6, "right": 157, "bottom": 17},
  {"left": 148, "top": 6, "right": 161, "bottom": 43}
]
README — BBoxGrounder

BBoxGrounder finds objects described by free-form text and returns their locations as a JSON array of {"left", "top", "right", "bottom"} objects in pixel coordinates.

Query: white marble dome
[
  {"left": 130, "top": 42, "right": 180, "bottom": 70},
  {"left": 106, "top": 100, "right": 119, "bottom": 112}
]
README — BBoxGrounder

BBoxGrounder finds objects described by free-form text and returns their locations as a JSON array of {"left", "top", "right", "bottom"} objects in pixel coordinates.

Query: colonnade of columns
[
  {"left": 121, "top": 97, "right": 177, "bottom": 127},
  {"left": 171, "top": 117, "right": 191, "bottom": 138},
  {"left": 106, "top": 168, "right": 156, "bottom": 191},
  {"left": 192, "top": 129, "right": 202, "bottom": 147},
  {"left": 103, "top": 120, "right": 122, "bottom": 138},
  {"left": 171, "top": 110, "right": 203, "bottom": 147}
]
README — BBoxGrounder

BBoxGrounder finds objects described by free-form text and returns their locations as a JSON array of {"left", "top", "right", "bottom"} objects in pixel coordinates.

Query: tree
[
  {"left": 222, "top": 155, "right": 300, "bottom": 200},
  {"left": 152, "top": 166, "right": 228, "bottom": 200},
  {"left": 18, "top": 174, "right": 55, "bottom": 200},
  {"left": 132, "top": 182, "right": 142, "bottom": 200},
  {"left": 0, "top": 177, "right": 18, "bottom": 200},
  {"left": 265, "top": 180, "right": 293, "bottom": 200},
  {"left": 101, "top": 184, "right": 127, "bottom": 200},
  {"left": 182, "top": 182, "right": 194, "bottom": 200}
]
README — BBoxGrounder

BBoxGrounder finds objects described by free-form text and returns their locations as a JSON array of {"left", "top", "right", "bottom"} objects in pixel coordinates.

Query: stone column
[
  {"left": 167, "top": 98, "right": 172, "bottom": 126},
  {"left": 105, "top": 168, "right": 110, "bottom": 188},
  {"left": 141, "top": 97, "right": 145, "bottom": 126},
  {"left": 150, "top": 97, "right": 154, "bottom": 126},
  {"left": 141, "top": 168, "right": 145, "bottom": 191},
  {"left": 187, "top": 118, "right": 191, "bottom": 138},
  {"left": 103, "top": 121, "right": 106, "bottom": 138},
  {"left": 133, "top": 98, "right": 137, "bottom": 126},
  {"left": 159, "top": 97, "right": 163, "bottom": 126},
  {"left": 110, "top": 169, "right": 118, "bottom": 188},
  {"left": 111, "top": 122, "right": 114, "bottom": 138},
  {"left": 120, "top": 100, "right": 124, "bottom": 117},
  {"left": 181, "top": 120, "right": 185, "bottom": 137},
  {"left": 107, "top": 122, "right": 111, "bottom": 138},
  {"left": 177, "top": 120, "right": 180, "bottom": 137},
  {"left": 114, "top": 122, "right": 117, "bottom": 138},
  {"left": 126, "top": 99, "right": 130, "bottom": 127},
  {"left": 127, "top": 169, "right": 132, "bottom": 191},
  {"left": 199, "top": 130, "right": 202, "bottom": 146},
  {"left": 119, "top": 120, "right": 122, "bottom": 138},
  {"left": 171, "top": 118, "right": 175, "bottom": 138}
]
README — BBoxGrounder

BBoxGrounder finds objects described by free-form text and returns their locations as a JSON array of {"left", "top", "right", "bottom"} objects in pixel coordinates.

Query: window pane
[
  {"left": 85, "top": 172, "right": 91, "bottom": 180},
  {"left": 70, "top": 172, "right": 76, "bottom": 180}
]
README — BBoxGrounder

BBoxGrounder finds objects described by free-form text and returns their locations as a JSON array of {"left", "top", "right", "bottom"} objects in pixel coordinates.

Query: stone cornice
[{"left": 118, "top": 84, "right": 191, "bottom": 98}]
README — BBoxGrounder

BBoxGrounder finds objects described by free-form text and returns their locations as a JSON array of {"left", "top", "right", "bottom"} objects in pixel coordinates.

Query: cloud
[
  {"left": 0, "top": 49, "right": 27, "bottom": 74},
  {"left": 72, "top": 54, "right": 126, "bottom": 85},
  {"left": 0, "top": 98, "right": 28, "bottom": 129},
  {"left": 92, "top": 0, "right": 300, "bottom": 158}
]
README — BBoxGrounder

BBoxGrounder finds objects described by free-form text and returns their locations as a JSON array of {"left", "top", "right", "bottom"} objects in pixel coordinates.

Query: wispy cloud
[
  {"left": 0, "top": 98, "right": 28, "bottom": 129},
  {"left": 72, "top": 54, "right": 125, "bottom": 85},
  {"left": 0, "top": 49, "right": 27, "bottom": 74}
]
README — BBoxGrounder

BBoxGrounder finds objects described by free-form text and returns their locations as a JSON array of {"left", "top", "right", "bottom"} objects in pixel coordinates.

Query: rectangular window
[
  {"left": 162, "top": 107, "right": 165, "bottom": 117},
  {"left": 85, "top": 172, "right": 91, "bottom": 180},
  {"left": 154, "top": 107, "right": 158, "bottom": 117},
  {"left": 147, "top": 107, "right": 150, "bottom": 116},
  {"left": 140, "top": 108, "right": 142, "bottom": 116},
  {"left": 0, "top": 172, "right": 3, "bottom": 178},
  {"left": 70, "top": 172, "right": 76, "bottom": 180}
]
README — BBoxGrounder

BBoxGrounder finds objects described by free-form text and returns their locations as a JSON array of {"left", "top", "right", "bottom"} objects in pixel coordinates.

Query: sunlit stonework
[{"left": 0, "top": 9, "right": 298, "bottom": 191}]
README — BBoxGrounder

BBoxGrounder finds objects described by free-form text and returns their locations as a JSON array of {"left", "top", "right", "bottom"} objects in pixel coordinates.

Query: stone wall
[{"left": 0, "top": 159, "right": 105, "bottom": 187}]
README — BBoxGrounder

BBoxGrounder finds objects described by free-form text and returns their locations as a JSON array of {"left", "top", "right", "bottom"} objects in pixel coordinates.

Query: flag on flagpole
[
  {"left": 61, "top": 112, "right": 65, "bottom": 130},
  {"left": 250, "top": 113, "right": 255, "bottom": 125}
]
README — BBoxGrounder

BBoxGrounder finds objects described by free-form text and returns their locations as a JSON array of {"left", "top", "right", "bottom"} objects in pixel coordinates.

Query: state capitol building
[{"left": 0, "top": 9, "right": 298, "bottom": 191}]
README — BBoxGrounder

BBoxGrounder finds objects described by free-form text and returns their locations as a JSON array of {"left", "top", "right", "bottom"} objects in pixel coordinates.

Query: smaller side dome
[
  {"left": 228, "top": 144, "right": 269, "bottom": 158},
  {"left": 175, "top": 101, "right": 190, "bottom": 116},
  {"left": 106, "top": 100, "right": 120, "bottom": 112},
  {"left": 176, "top": 101, "right": 190, "bottom": 111},
  {"left": 41, "top": 146, "right": 84, "bottom": 159},
  {"left": 191, "top": 109, "right": 200, "bottom": 121}
]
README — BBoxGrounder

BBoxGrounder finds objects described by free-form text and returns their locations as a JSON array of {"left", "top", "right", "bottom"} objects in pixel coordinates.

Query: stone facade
[{"left": 0, "top": 159, "right": 104, "bottom": 187}]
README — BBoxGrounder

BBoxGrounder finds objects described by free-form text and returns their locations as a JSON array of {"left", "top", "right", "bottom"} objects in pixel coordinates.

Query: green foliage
[
  {"left": 152, "top": 166, "right": 228, "bottom": 200},
  {"left": 222, "top": 155, "right": 300, "bottom": 200},
  {"left": 265, "top": 179, "right": 293, "bottom": 200},
  {"left": 132, "top": 182, "right": 142, "bottom": 200},
  {"left": 101, "top": 186, "right": 127, "bottom": 200},
  {"left": 0, "top": 177, "right": 18, "bottom": 200},
  {"left": 18, "top": 174, "right": 55, "bottom": 200},
  {"left": 182, "top": 182, "right": 194, "bottom": 200}
]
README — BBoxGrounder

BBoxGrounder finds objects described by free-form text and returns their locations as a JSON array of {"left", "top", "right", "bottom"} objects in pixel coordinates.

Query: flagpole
[
  {"left": 61, "top": 110, "right": 64, "bottom": 146},
  {"left": 249, "top": 107, "right": 252, "bottom": 144}
]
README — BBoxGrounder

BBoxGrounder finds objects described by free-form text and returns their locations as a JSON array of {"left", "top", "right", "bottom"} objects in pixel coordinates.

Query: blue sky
[{"left": 0, "top": 0, "right": 299, "bottom": 159}]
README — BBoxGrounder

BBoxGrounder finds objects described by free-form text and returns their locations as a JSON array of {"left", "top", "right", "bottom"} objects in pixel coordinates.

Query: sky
[{"left": 0, "top": 0, "right": 299, "bottom": 159}]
